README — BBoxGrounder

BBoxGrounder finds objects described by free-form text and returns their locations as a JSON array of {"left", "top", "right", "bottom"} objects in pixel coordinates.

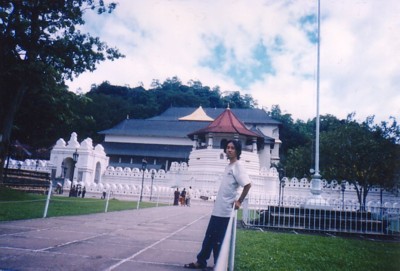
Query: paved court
[{"left": 0, "top": 204, "right": 216, "bottom": 271}]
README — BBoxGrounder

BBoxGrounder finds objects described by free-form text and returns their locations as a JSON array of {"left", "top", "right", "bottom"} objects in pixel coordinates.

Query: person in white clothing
[
  {"left": 184, "top": 140, "right": 251, "bottom": 269},
  {"left": 186, "top": 186, "right": 192, "bottom": 206}
]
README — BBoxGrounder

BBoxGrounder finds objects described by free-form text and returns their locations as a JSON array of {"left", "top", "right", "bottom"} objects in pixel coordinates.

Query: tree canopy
[
  {"left": 0, "top": 0, "right": 124, "bottom": 181},
  {"left": 281, "top": 111, "right": 400, "bottom": 207}
]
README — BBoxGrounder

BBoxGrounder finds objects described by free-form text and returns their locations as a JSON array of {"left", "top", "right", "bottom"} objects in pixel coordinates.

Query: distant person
[
  {"left": 174, "top": 188, "right": 180, "bottom": 205},
  {"left": 102, "top": 189, "right": 106, "bottom": 199},
  {"left": 184, "top": 140, "right": 251, "bottom": 269},
  {"left": 82, "top": 187, "right": 86, "bottom": 198},
  {"left": 69, "top": 185, "right": 75, "bottom": 197},
  {"left": 180, "top": 188, "right": 186, "bottom": 206},
  {"left": 56, "top": 183, "right": 62, "bottom": 194},
  {"left": 186, "top": 186, "right": 192, "bottom": 207}
]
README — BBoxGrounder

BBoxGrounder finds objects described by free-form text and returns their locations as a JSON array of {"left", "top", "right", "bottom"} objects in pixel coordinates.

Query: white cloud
[{"left": 67, "top": 0, "right": 400, "bottom": 123}]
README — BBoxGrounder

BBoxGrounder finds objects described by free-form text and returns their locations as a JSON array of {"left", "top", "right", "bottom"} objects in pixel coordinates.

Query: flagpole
[
  {"left": 305, "top": 0, "right": 329, "bottom": 208},
  {"left": 315, "top": 0, "right": 321, "bottom": 177}
]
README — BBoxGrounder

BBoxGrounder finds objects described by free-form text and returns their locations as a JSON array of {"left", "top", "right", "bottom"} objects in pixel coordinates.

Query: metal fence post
[
  {"left": 136, "top": 191, "right": 140, "bottom": 210},
  {"left": 105, "top": 189, "right": 111, "bottom": 212},
  {"left": 43, "top": 181, "right": 52, "bottom": 218},
  {"left": 228, "top": 209, "right": 238, "bottom": 271}
]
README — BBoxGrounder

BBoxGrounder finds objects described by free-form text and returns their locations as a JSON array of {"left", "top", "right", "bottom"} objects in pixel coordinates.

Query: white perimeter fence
[{"left": 242, "top": 196, "right": 400, "bottom": 236}]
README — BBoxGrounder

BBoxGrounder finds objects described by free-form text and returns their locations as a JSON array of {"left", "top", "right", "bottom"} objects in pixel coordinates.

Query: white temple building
[
  {"left": 45, "top": 107, "right": 282, "bottom": 200},
  {"left": 98, "top": 106, "right": 281, "bottom": 171}
]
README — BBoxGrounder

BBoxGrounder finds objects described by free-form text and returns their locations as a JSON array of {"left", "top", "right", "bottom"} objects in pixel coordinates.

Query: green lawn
[
  {"left": 0, "top": 187, "right": 161, "bottom": 221},
  {"left": 235, "top": 229, "right": 400, "bottom": 271}
]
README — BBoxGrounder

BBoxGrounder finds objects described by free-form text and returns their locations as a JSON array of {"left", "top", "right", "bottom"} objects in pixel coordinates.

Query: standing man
[
  {"left": 180, "top": 188, "right": 187, "bottom": 206},
  {"left": 82, "top": 186, "right": 86, "bottom": 198},
  {"left": 186, "top": 186, "right": 192, "bottom": 207},
  {"left": 184, "top": 140, "right": 251, "bottom": 269},
  {"left": 174, "top": 188, "right": 180, "bottom": 205}
]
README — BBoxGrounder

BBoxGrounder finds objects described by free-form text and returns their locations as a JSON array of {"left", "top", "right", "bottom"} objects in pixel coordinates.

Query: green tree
[
  {"left": 52, "top": 78, "right": 251, "bottom": 149},
  {"left": 10, "top": 78, "right": 254, "bottom": 154},
  {"left": 283, "top": 112, "right": 399, "bottom": 210},
  {"left": 12, "top": 83, "right": 85, "bottom": 150},
  {"left": 320, "top": 116, "right": 399, "bottom": 210},
  {"left": 285, "top": 146, "right": 312, "bottom": 178},
  {"left": 0, "top": 0, "right": 124, "bottom": 181},
  {"left": 267, "top": 105, "right": 311, "bottom": 170},
  {"left": 221, "top": 91, "right": 257, "bottom": 108}
]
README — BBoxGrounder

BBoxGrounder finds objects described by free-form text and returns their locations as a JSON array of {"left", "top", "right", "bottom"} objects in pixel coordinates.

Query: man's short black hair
[{"left": 224, "top": 140, "right": 242, "bottom": 159}]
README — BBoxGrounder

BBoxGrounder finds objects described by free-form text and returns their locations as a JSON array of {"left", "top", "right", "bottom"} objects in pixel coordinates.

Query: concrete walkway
[{"left": 0, "top": 204, "right": 215, "bottom": 271}]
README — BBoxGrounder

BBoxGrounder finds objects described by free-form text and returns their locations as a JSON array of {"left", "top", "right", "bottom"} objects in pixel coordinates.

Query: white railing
[
  {"left": 242, "top": 198, "right": 400, "bottom": 236},
  {"left": 214, "top": 207, "right": 238, "bottom": 271}
]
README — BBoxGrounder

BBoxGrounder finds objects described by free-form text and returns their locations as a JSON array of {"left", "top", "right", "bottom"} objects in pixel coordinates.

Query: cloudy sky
[{"left": 67, "top": 0, "right": 400, "bottom": 123}]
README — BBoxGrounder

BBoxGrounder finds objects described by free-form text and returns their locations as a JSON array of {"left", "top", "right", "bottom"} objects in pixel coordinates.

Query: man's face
[{"left": 226, "top": 142, "right": 237, "bottom": 160}]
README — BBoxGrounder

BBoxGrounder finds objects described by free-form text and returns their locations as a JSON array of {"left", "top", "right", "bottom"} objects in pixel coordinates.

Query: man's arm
[{"left": 234, "top": 183, "right": 251, "bottom": 209}]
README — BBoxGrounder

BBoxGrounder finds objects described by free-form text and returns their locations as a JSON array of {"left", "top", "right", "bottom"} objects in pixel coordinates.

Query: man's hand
[
  {"left": 234, "top": 183, "right": 251, "bottom": 210},
  {"left": 234, "top": 200, "right": 242, "bottom": 210}
]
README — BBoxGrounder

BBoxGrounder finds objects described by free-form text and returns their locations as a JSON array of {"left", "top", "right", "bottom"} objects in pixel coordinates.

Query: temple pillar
[
  {"left": 252, "top": 137, "right": 257, "bottom": 152},
  {"left": 193, "top": 135, "right": 198, "bottom": 149},
  {"left": 207, "top": 133, "right": 213, "bottom": 149}
]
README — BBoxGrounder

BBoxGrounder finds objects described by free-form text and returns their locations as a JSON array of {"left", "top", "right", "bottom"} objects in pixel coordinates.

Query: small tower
[{"left": 187, "top": 108, "right": 264, "bottom": 175}]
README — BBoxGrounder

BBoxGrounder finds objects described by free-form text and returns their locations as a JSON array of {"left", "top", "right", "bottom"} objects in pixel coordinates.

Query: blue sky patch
[
  {"left": 299, "top": 14, "right": 318, "bottom": 44},
  {"left": 201, "top": 42, "right": 227, "bottom": 71},
  {"left": 200, "top": 39, "right": 275, "bottom": 88}
]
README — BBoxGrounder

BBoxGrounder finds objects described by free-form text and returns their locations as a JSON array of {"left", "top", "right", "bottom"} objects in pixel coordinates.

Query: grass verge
[
  {"left": 0, "top": 187, "right": 162, "bottom": 221},
  {"left": 235, "top": 229, "right": 400, "bottom": 271}
]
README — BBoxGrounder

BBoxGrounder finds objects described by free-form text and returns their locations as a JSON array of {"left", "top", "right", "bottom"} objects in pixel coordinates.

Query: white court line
[
  {"left": 105, "top": 213, "right": 209, "bottom": 271},
  {"left": 35, "top": 233, "right": 108, "bottom": 252},
  {"left": 0, "top": 233, "right": 108, "bottom": 254}
]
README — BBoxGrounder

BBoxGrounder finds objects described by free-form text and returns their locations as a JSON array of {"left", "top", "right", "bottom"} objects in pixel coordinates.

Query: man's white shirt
[{"left": 212, "top": 160, "right": 251, "bottom": 217}]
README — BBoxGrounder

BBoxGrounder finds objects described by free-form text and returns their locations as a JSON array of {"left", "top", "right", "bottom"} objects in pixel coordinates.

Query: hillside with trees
[{"left": 12, "top": 77, "right": 258, "bottom": 148}]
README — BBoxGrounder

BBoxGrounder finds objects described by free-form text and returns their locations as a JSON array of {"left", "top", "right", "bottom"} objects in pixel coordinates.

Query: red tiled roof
[{"left": 188, "top": 108, "right": 262, "bottom": 138}]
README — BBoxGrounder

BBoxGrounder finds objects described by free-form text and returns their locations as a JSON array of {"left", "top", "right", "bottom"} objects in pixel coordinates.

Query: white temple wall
[
  {"left": 270, "top": 140, "right": 281, "bottom": 164},
  {"left": 49, "top": 134, "right": 80, "bottom": 180},
  {"left": 76, "top": 144, "right": 109, "bottom": 184},
  {"left": 244, "top": 124, "right": 274, "bottom": 137},
  {"left": 101, "top": 163, "right": 279, "bottom": 201},
  {"left": 240, "top": 151, "right": 261, "bottom": 175},
  {"left": 187, "top": 148, "right": 260, "bottom": 176},
  {"left": 187, "top": 148, "right": 228, "bottom": 173},
  {"left": 258, "top": 147, "right": 271, "bottom": 170},
  {"left": 99, "top": 165, "right": 399, "bottom": 207},
  {"left": 49, "top": 133, "right": 109, "bottom": 184},
  {"left": 5, "top": 157, "right": 399, "bottom": 208},
  {"left": 243, "top": 124, "right": 281, "bottom": 166}
]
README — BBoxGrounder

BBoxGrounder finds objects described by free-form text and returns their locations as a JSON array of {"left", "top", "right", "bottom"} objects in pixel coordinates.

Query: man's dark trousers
[{"left": 197, "top": 215, "right": 230, "bottom": 267}]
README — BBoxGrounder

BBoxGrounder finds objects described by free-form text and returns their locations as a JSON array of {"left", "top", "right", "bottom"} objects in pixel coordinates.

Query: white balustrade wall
[{"left": 4, "top": 158, "right": 399, "bottom": 207}]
